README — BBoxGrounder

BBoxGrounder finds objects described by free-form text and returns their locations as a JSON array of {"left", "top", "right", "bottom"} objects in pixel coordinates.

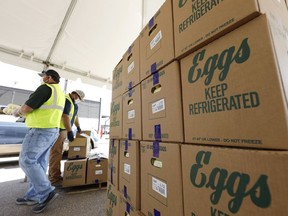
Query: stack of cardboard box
[
  {"left": 106, "top": 0, "right": 288, "bottom": 215},
  {"left": 62, "top": 131, "right": 108, "bottom": 188}
]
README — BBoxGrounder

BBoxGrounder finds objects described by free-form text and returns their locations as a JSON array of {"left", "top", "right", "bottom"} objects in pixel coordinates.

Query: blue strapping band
[
  {"left": 125, "top": 140, "right": 128, "bottom": 151},
  {"left": 110, "top": 167, "right": 113, "bottom": 184},
  {"left": 151, "top": 63, "right": 157, "bottom": 74},
  {"left": 149, "top": 17, "right": 154, "bottom": 29},
  {"left": 153, "top": 72, "right": 159, "bottom": 85},
  {"left": 128, "top": 128, "right": 132, "bottom": 140},
  {"left": 154, "top": 209, "right": 160, "bottom": 216},
  {"left": 126, "top": 202, "right": 131, "bottom": 213},
  {"left": 153, "top": 141, "right": 160, "bottom": 158},
  {"left": 124, "top": 185, "right": 127, "bottom": 198},
  {"left": 154, "top": 124, "right": 161, "bottom": 141}
]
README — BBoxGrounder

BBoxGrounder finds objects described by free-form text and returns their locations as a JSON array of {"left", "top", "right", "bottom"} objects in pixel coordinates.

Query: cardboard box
[
  {"left": 62, "top": 158, "right": 87, "bottom": 187},
  {"left": 122, "top": 36, "right": 140, "bottom": 93},
  {"left": 108, "top": 139, "right": 119, "bottom": 189},
  {"left": 122, "top": 84, "right": 142, "bottom": 140},
  {"left": 141, "top": 61, "right": 184, "bottom": 142},
  {"left": 173, "top": 0, "right": 288, "bottom": 59},
  {"left": 112, "top": 59, "right": 124, "bottom": 99},
  {"left": 119, "top": 195, "right": 139, "bottom": 216},
  {"left": 119, "top": 140, "right": 140, "bottom": 210},
  {"left": 76, "top": 130, "right": 91, "bottom": 138},
  {"left": 139, "top": 0, "right": 174, "bottom": 81},
  {"left": 181, "top": 14, "right": 288, "bottom": 149},
  {"left": 86, "top": 156, "right": 108, "bottom": 185},
  {"left": 106, "top": 182, "right": 120, "bottom": 216},
  {"left": 140, "top": 141, "right": 184, "bottom": 216},
  {"left": 68, "top": 137, "right": 90, "bottom": 159},
  {"left": 181, "top": 144, "right": 288, "bottom": 216},
  {"left": 110, "top": 95, "right": 122, "bottom": 139}
]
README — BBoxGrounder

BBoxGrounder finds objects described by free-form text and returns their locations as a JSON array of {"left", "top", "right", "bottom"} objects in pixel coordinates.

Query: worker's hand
[
  {"left": 67, "top": 131, "right": 74, "bottom": 142},
  {"left": 12, "top": 108, "right": 21, "bottom": 117},
  {"left": 76, "top": 126, "right": 82, "bottom": 133}
]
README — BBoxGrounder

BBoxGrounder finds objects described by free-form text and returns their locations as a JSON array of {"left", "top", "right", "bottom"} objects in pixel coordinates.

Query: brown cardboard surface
[
  {"left": 140, "top": 141, "right": 184, "bottom": 216},
  {"left": 139, "top": 0, "right": 174, "bottom": 81},
  {"left": 173, "top": 0, "right": 288, "bottom": 59},
  {"left": 106, "top": 182, "right": 120, "bottom": 216},
  {"left": 62, "top": 158, "right": 87, "bottom": 187},
  {"left": 112, "top": 59, "right": 124, "bottom": 99},
  {"left": 181, "top": 14, "right": 288, "bottom": 149},
  {"left": 141, "top": 61, "right": 184, "bottom": 142},
  {"left": 119, "top": 195, "right": 139, "bottom": 216},
  {"left": 181, "top": 144, "right": 288, "bottom": 216},
  {"left": 67, "top": 137, "right": 90, "bottom": 159},
  {"left": 76, "top": 130, "right": 91, "bottom": 138},
  {"left": 86, "top": 157, "right": 108, "bottom": 185},
  {"left": 110, "top": 95, "right": 122, "bottom": 139},
  {"left": 122, "top": 84, "right": 142, "bottom": 140},
  {"left": 108, "top": 139, "right": 119, "bottom": 189},
  {"left": 119, "top": 140, "right": 140, "bottom": 210},
  {"left": 122, "top": 36, "right": 140, "bottom": 93}
]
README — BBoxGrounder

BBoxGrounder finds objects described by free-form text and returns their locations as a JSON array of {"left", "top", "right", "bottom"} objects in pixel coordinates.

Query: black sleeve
[{"left": 25, "top": 85, "right": 52, "bottom": 109}]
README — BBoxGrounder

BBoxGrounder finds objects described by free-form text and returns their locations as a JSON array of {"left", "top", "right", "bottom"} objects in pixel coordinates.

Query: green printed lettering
[
  {"left": 179, "top": 0, "right": 188, "bottom": 8},
  {"left": 188, "top": 38, "right": 250, "bottom": 85},
  {"left": 190, "top": 150, "right": 271, "bottom": 214}
]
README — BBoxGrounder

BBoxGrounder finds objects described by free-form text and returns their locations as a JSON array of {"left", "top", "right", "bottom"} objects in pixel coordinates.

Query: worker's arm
[
  {"left": 74, "top": 116, "right": 82, "bottom": 133},
  {"left": 62, "top": 114, "right": 72, "bottom": 132},
  {"left": 14, "top": 104, "right": 33, "bottom": 117}
]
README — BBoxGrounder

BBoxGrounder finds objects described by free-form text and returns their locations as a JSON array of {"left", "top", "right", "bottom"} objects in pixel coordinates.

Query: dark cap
[{"left": 38, "top": 70, "right": 61, "bottom": 82}]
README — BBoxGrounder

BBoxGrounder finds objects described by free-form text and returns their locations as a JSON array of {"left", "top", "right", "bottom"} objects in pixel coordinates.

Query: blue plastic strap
[
  {"left": 154, "top": 124, "right": 161, "bottom": 141},
  {"left": 149, "top": 17, "right": 154, "bottom": 29},
  {"left": 125, "top": 140, "right": 128, "bottom": 151},
  {"left": 154, "top": 209, "right": 160, "bottom": 216},
  {"left": 126, "top": 202, "right": 131, "bottom": 213},
  {"left": 128, "top": 45, "right": 132, "bottom": 54},
  {"left": 151, "top": 62, "right": 157, "bottom": 74},
  {"left": 153, "top": 141, "right": 160, "bottom": 158},
  {"left": 128, "top": 128, "right": 132, "bottom": 140},
  {"left": 110, "top": 167, "right": 113, "bottom": 184},
  {"left": 153, "top": 72, "right": 159, "bottom": 85},
  {"left": 124, "top": 185, "right": 127, "bottom": 198},
  {"left": 95, "top": 179, "right": 99, "bottom": 184}
]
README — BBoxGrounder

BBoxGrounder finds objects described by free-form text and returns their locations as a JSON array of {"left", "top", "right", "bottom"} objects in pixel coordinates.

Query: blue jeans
[{"left": 19, "top": 128, "right": 59, "bottom": 203}]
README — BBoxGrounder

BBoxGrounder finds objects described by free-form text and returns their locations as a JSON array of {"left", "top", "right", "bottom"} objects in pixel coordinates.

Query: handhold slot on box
[
  {"left": 151, "top": 158, "right": 163, "bottom": 168},
  {"left": 124, "top": 151, "right": 130, "bottom": 158},
  {"left": 149, "top": 24, "right": 157, "bottom": 36},
  {"left": 127, "top": 53, "right": 133, "bottom": 61},
  {"left": 128, "top": 99, "right": 133, "bottom": 105},
  {"left": 151, "top": 84, "right": 161, "bottom": 94}
]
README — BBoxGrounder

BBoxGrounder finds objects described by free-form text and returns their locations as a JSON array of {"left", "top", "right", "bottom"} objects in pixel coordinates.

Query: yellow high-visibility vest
[
  {"left": 25, "top": 84, "right": 65, "bottom": 128},
  {"left": 60, "top": 94, "right": 75, "bottom": 129}
]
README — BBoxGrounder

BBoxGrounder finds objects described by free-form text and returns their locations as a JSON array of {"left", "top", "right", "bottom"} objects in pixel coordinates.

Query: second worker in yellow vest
[{"left": 48, "top": 89, "right": 85, "bottom": 186}]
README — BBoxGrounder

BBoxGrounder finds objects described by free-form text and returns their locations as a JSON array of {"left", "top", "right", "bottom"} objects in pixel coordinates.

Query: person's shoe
[
  {"left": 31, "top": 191, "right": 59, "bottom": 214},
  {"left": 16, "top": 197, "right": 38, "bottom": 206},
  {"left": 52, "top": 179, "right": 63, "bottom": 188}
]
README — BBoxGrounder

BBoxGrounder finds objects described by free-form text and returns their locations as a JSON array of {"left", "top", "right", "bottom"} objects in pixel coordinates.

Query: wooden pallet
[{"left": 63, "top": 182, "right": 107, "bottom": 194}]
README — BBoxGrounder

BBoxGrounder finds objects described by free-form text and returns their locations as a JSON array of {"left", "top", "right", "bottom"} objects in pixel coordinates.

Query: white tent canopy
[{"left": 0, "top": 0, "right": 165, "bottom": 89}]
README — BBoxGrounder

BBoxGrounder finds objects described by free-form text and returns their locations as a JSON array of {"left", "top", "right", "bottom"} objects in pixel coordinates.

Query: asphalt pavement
[{"left": 0, "top": 139, "right": 110, "bottom": 216}]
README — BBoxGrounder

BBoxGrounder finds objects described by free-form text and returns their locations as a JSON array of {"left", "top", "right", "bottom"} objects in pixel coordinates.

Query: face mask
[{"left": 40, "top": 78, "right": 44, "bottom": 84}]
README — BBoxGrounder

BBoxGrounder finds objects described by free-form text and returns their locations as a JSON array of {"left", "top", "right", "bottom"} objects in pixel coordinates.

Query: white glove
[{"left": 3, "top": 104, "right": 21, "bottom": 115}]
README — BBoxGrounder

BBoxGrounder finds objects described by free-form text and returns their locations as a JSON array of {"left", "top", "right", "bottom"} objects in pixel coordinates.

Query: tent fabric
[{"left": 0, "top": 0, "right": 165, "bottom": 89}]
